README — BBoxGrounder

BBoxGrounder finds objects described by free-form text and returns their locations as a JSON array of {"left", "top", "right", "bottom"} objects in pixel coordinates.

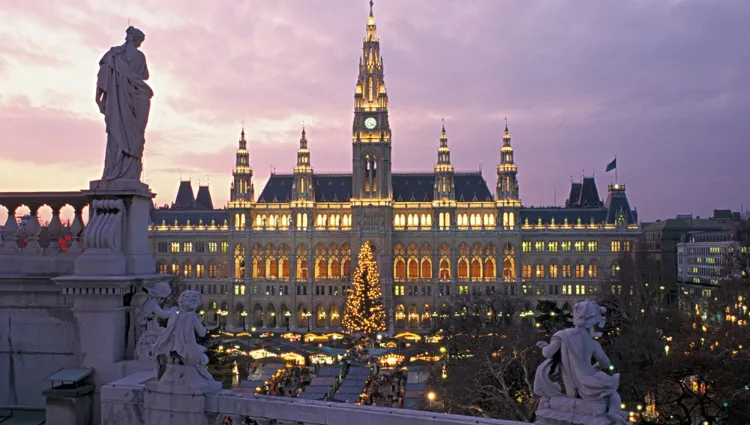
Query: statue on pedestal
[
  {"left": 95, "top": 26, "right": 153, "bottom": 181},
  {"left": 151, "top": 290, "right": 217, "bottom": 386},
  {"left": 133, "top": 281, "right": 176, "bottom": 361},
  {"left": 533, "top": 301, "right": 627, "bottom": 425}
]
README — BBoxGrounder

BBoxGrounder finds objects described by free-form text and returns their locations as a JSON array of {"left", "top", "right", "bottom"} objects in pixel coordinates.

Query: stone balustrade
[
  {"left": 0, "top": 192, "right": 88, "bottom": 275},
  {"left": 101, "top": 371, "right": 529, "bottom": 425}
]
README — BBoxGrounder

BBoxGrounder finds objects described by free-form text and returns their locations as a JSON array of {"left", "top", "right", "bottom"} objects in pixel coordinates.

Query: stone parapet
[{"left": 102, "top": 372, "right": 529, "bottom": 425}]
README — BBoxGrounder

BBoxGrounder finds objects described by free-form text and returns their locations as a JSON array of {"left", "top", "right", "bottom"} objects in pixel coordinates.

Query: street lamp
[
  {"left": 427, "top": 391, "right": 436, "bottom": 409},
  {"left": 240, "top": 311, "right": 248, "bottom": 331},
  {"left": 284, "top": 310, "right": 291, "bottom": 331}
]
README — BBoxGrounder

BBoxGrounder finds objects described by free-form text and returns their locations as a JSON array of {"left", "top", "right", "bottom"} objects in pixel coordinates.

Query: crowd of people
[
  {"left": 258, "top": 365, "right": 313, "bottom": 398},
  {"left": 359, "top": 368, "right": 407, "bottom": 408}
]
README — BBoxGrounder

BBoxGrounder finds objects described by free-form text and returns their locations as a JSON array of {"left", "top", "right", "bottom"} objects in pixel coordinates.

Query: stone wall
[{"left": 0, "top": 275, "right": 79, "bottom": 407}]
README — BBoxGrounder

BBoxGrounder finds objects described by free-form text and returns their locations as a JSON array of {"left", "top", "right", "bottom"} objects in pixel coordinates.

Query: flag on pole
[{"left": 605, "top": 158, "right": 617, "bottom": 173}]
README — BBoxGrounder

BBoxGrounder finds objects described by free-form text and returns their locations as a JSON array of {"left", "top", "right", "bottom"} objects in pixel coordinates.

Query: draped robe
[{"left": 96, "top": 42, "right": 153, "bottom": 180}]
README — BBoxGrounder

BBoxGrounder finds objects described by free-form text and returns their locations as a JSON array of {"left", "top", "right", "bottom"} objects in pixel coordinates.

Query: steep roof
[
  {"left": 173, "top": 181, "right": 195, "bottom": 209},
  {"left": 195, "top": 185, "right": 214, "bottom": 209},
  {"left": 256, "top": 171, "right": 494, "bottom": 203}
]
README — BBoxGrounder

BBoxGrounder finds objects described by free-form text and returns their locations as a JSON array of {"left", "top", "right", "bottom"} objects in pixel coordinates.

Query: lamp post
[
  {"left": 241, "top": 310, "right": 248, "bottom": 331},
  {"left": 284, "top": 310, "right": 291, "bottom": 331}
]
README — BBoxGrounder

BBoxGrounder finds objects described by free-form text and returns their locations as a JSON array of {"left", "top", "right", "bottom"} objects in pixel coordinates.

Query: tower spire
[
  {"left": 230, "top": 125, "right": 254, "bottom": 204},
  {"left": 496, "top": 119, "right": 520, "bottom": 206},
  {"left": 434, "top": 122, "right": 455, "bottom": 203}
]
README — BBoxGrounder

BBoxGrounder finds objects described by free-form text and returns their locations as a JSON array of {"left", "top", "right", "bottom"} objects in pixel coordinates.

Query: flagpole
[{"left": 615, "top": 155, "right": 618, "bottom": 184}]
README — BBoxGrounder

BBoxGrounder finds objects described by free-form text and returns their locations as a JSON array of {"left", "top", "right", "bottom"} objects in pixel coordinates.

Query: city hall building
[{"left": 149, "top": 4, "right": 641, "bottom": 332}]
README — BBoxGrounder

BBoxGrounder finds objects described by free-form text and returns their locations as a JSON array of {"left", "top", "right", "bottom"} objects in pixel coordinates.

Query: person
[
  {"left": 534, "top": 301, "right": 626, "bottom": 423},
  {"left": 95, "top": 26, "right": 154, "bottom": 181}
]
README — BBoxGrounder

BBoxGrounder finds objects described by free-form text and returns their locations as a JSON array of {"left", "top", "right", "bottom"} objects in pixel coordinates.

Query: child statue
[
  {"left": 134, "top": 281, "right": 177, "bottom": 361},
  {"left": 534, "top": 301, "right": 627, "bottom": 424},
  {"left": 151, "top": 290, "right": 215, "bottom": 384}
]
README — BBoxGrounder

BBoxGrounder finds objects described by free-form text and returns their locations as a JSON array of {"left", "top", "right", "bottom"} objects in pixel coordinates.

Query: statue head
[
  {"left": 125, "top": 26, "right": 145, "bottom": 48},
  {"left": 147, "top": 281, "right": 172, "bottom": 299},
  {"left": 178, "top": 290, "right": 202, "bottom": 312},
  {"left": 572, "top": 301, "right": 606, "bottom": 335}
]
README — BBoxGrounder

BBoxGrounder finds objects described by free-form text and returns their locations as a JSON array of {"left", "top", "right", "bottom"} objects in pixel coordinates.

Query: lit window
[
  {"left": 171, "top": 242, "right": 180, "bottom": 253},
  {"left": 547, "top": 241, "right": 558, "bottom": 252},
  {"left": 182, "top": 242, "right": 193, "bottom": 253},
  {"left": 535, "top": 241, "right": 545, "bottom": 252},
  {"left": 535, "top": 264, "right": 545, "bottom": 278},
  {"left": 394, "top": 285, "right": 405, "bottom": 296},
  {"left": 574, "top": 241, "right": 584, "bottom": 252},
  {"left": 522, "top": 241, "right": 532, "bottom": 252},
  {"left": 561, "top": 241, "right": 571, "bottom": 252},
  {"left": 208, "top": 242, "right": 218, "bottom": 253},
  {"left": 549, "top": 264, "right": 559, "bottom": 279},
  {"left": 611, "top": 241, "right": 621, "bottom": 252},
  {"left": 587, "top": 241, "right": 598, "bottom": 252}
]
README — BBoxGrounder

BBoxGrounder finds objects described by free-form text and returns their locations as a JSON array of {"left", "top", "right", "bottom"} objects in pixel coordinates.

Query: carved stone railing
[
  {"left": 0, "top": 192, "right": 88, "bottom": 275},
  {"left": 101, "top": 371, "right": 529, "bottom": 425}
]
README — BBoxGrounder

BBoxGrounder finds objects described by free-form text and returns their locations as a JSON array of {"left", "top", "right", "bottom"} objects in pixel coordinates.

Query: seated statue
[
  {"left": 151, "top": 290, "right": 216, "bottom": 385},
  {"left": 534, "top": 301, "right": 626, "bottom": 424},
  {"left": 134, "top": 281, "right": 177, "bottom": 361}
]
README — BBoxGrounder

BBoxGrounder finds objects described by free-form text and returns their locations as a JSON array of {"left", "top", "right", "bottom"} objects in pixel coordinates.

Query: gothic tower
[
  {"left": 230, "top": 127, "right": 254, "bottom": 204},
  {"left": 351, "top": 0, "right": 392, "bottom": 202},
  {"left": 229, "top": 127, "right": 254, "bottom": 231},
  {"left": 433, "top": 121, "right": 456, "bottom": 202},
  {"left": 496, "top": 121, "right": 521, "bottom": 229},
  {"left": 293, "top": 126, "right": 314, "bottom": 204}
]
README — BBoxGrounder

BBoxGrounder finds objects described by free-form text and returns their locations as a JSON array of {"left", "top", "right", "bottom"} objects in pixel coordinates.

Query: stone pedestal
[
  {"left": 74, "top": 179, "right": 155, "bottom": 276},
  {"left": 535, "top": 396, "right": 622, "bottom": 425},
  {"left": 143, "top": 364, "right": 221, "bottom": 425},
  {"left": 42, "top": 385, "right": 94, "bottom": 425}
]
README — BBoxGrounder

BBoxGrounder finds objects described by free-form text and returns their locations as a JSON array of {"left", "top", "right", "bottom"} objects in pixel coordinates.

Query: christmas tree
[{"left": 343, "top": 241, "right": 386, "bottom": 339}]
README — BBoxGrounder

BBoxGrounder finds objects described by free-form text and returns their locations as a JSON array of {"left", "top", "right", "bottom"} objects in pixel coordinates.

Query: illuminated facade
[{"left": 148, "top": 3, "right": 641, "bottom": 332}]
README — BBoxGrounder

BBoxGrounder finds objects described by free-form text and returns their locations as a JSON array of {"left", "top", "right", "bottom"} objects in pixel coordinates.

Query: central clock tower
[{"left": 352, "top": 0, "right": 392, "bottom": 202}]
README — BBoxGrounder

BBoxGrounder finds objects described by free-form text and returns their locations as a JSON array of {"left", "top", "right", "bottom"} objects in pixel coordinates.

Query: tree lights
[{"left": 343, "top": 241, "right": 386, "bottom": 339}]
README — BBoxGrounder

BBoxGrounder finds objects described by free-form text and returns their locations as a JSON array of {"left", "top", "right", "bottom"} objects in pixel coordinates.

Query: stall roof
[
  {"left": 316, "top": 366, "right": 341, "bottom": 377},
  {"left": 309, "top": 376, "right": 336, "bottom": 386}
]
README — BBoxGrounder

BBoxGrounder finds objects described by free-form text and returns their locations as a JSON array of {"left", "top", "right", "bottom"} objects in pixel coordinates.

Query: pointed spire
[
  {"left": 366, "top": 0, "right": 377, "bottom": 40},
  {"left": 440, "top": 119, "right": 448, "bottom": 148},
  {"left": 238, "top": 124, "right": 247, "bottom": 150},
  {"left": 437, "top": 120, "right": 452, "bottom": 166},
  {"left": 299, "top": 123, "right": 308, "bottom": 150}
]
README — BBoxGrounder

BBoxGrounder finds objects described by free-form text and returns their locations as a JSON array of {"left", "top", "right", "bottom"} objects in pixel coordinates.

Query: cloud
[{"left": 0, "top": 0, "right": 748, "bottom": 220}]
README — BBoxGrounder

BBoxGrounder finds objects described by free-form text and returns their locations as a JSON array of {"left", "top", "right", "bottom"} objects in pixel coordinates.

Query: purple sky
[{"left": 0, "top": 0, "right": 748, "bottom": 221}]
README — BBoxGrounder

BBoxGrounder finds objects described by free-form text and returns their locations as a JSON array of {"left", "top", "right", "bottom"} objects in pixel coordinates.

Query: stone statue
[
  {"left": 151, "top": 290, "right": 217, "bottom": 386},
  {"left": 533, "top": 301, "right": 627, "bottom": 424},
  {"left": 95, "top": 26, "right": 153, "bottom": 181},
  {"left": 133, "top": 281, "right": 176, "bottom": 361}
]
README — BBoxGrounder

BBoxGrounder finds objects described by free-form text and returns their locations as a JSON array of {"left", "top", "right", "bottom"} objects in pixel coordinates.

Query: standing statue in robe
[
  {"left": 534, "top": 301, "right": 627, "bottom": 424},
  {"left": 95, "top": 26, "right": 153, "bottom": 181}
]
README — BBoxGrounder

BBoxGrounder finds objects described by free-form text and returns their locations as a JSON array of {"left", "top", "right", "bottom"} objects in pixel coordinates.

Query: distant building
[{"left": 641, "top": 210, "right": 740, "bottom": 296}]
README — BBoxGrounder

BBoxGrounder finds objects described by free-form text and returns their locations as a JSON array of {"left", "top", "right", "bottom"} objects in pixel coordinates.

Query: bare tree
[{"left": 429, "top": 295, "right": 540, "bottom": 422}]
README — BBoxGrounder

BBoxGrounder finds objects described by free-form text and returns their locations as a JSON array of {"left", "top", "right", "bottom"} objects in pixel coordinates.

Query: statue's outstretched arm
[
  {"left": 153, "top": 304, "right": 176, "bottom": 320},
  {"left": 541, "top": 338, "right": 561, "bottom": 358},
  {"left": 593, "top": 343, "right": 611, "bottom": 370},
  {"left": 193, "top": 316, "right": 207, "bottom": 337}
]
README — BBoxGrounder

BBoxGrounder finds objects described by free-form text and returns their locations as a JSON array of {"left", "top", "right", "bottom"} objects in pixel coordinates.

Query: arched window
[
  {"left": 296, "top": 244, "right": 308, "bottom": 280},
  {"left": 314, "top": 243, "right": 327, "bottom": 280},
  {"left": 502, "top": 243, "right": 515, "bottom": 281},
  {"left": 439, "top": 243, "right": 451, "bottom": 280},
  {"left": 234, "top": 244, "right": 245, "bottom": 279},
  {"left": 394, "top": 243, "right": 406, "bottom": 281},
  {"left": 588, "top": 263, "right": 599, "bottom": 278}
]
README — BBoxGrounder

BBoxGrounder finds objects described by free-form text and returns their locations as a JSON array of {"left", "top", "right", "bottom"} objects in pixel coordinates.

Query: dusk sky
[{"left": 0, "top": 0, "right": 748, "bottom": 221}]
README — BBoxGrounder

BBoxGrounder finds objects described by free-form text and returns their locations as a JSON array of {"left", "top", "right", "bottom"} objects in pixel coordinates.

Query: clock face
[{"left": 364, "top": 117, "right": 377, "bottom": 130}]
